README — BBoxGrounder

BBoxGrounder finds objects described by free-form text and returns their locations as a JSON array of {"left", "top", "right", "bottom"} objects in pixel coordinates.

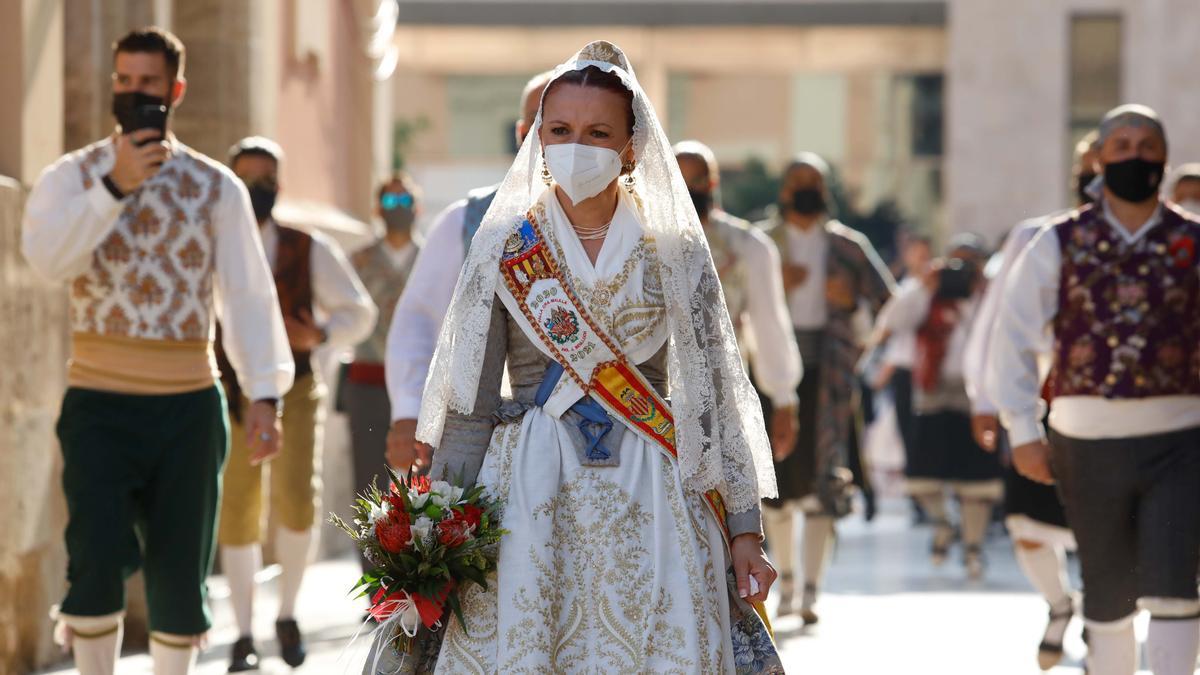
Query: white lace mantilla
[{"left": 416, "top": 40, "right": 776, "bottom": 514}]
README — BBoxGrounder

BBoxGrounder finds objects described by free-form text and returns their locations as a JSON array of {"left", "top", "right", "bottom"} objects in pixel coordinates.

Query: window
[
  {"left": 446, "top": 74, "right": 535, "bottom": 159},
  {"left": 911, "top": 74, "right": 943, "bottom": 158},
  {"left": 1069, "top": 15, "right": 1122, "bottom": 155}
]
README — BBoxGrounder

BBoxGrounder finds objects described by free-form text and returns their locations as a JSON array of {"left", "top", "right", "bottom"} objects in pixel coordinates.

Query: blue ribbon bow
[{"left": 535, "top": 362, "right": 613, "bottom": 461}]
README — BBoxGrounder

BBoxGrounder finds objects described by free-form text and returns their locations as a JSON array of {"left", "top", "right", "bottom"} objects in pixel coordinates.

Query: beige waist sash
[{"left": 69, "top": 332, "right": 219, "bottom": 395}]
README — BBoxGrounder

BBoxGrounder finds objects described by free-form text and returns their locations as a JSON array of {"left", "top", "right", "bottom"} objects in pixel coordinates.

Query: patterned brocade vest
[
  {"left": 68, "top": 138, "right": 228, "bottom": 394},
  {"left": 72, "top": 139, "right": 223, "bottom": 340},
  {"left": 1047, "top": 203, "right": 1200, "bottom": 399}
]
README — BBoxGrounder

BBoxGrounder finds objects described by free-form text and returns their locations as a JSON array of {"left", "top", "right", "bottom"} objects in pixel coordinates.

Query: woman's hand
[{"left": 731, "top": 533, "right": 776, "bottom": 604}]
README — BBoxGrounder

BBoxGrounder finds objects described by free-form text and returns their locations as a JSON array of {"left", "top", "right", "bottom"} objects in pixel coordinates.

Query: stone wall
[
  {"left": 945, "top": 0, "right": 1200, "bottom": 244},
  {"left": 0, "top": 177, "right": 71, "bottom": 674}
]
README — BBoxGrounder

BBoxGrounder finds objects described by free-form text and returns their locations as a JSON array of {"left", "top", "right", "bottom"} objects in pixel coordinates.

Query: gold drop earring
[{"left": 541, "top": 156, "right": 553, "bottom": 187}]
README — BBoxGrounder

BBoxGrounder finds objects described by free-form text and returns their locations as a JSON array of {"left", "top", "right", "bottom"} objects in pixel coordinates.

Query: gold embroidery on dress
[
  {"left": 539, "top": 218, "right": 667, "bottom": 352},
  {"left": 507, "top": 472, "right": 691, "bottom": 673}
]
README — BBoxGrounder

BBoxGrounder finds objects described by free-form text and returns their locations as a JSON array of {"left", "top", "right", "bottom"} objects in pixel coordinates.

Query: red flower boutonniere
[{"left": 1169, "top": 235, "right": 1196, "bottom": 269}]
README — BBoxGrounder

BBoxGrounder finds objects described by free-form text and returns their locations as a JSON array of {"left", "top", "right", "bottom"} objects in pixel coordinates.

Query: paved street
[{"left": 40, "top": 499, "right": 1159, "bottom": 674}]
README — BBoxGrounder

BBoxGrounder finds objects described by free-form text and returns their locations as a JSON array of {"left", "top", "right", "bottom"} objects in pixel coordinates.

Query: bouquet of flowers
[{"left": 329, "top": 467, "right": 505, "bottom": 666}]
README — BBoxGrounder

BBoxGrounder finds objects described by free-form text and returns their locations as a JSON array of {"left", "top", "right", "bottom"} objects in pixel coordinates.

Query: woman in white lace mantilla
[{"left": 390, "top": 41, "right": 784, "bottom": 674}]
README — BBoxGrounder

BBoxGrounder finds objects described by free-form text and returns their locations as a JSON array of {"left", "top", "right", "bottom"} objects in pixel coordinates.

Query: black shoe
[
  {"left": 276, "top": 618, "right": 307, "bottom": 668},
  {"left": 1037, "top": 601, "right": 1074, "bottom": 670},
  {"left": 228, "top": 636, "right": 259, "bottom": 672}
]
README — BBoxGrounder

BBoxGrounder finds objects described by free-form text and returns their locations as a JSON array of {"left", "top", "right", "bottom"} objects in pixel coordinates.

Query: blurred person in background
[
  {"left": 963, "top": 130, "right": 1099, "bottom": 670},
  {"left": 673, "top": 139, "right": 802, "bottom": 467},
  {"left": 991, "top": 104, "right": 1200, "bottom": 675},
  {"left": 1167, "top": 163, "right": 1200, "bottom": 216},
  {"left": 384, "top": 69, "right": 554, "bottom": 473},
  {"left": 878, "top": 236, "right": 1000, "bottom": 580},
  {"left": 21, "top": 28, "right": 293, "bottom": 675},
  {"left": 217, "top": 137, "right": 376, "bottom": 671},
  {"left": 759, "top": 152, "right": 895, "bottom": 624},
  {"left": 873, "top": 232, "right": 933, "bottom": 520},
  {"left": 345, "top": 173, "right": 421, "bottom": 575}
]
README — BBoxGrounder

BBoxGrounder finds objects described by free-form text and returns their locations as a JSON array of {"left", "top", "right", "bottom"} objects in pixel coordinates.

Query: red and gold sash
[{"left": 497, "top": 209, "right": 732, "bottom": 545}]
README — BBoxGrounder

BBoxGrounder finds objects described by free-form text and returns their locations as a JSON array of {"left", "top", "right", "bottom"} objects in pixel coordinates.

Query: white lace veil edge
[{"left": 416, "top": 40, "right": 777, "bottom": 512}]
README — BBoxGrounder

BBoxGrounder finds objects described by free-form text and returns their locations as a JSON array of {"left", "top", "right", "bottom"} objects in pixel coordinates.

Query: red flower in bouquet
[
  {"left": 376, "top": 508, "right": 412, "bottom": 554},
  {"left": 460, "top": 504, "right": 483, "bottom": 530},
  {"left": 436, "top": 516, "right": 473, "bottom": 547},
  {"left": 409, "top": 474, "right": 431, "bottom": 495}
]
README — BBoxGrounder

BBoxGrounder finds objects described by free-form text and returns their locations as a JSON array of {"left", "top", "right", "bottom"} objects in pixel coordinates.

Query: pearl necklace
[{"left": 573, "top": 220, "right": 611, "bottom": 241}]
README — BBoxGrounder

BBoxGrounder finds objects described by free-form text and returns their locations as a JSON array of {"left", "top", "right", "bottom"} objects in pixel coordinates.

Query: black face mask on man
[
  {"left": 246, "top": 184, "right": 278, "bottom": 223},
  {"left": 790, "top": 188, "right": 826, "bottom": 216},
  {"left": 111, "top": 91, "right": 170, "bottom": 142},
  {"left": 382, "top": 206, "right": 416, "bottom": 233},
  {"left": 1104, "top": 158, "right": 1165, "bottom": 203},
  {"left": 689, "top": 190, "right": 713, "bottom": 218}
]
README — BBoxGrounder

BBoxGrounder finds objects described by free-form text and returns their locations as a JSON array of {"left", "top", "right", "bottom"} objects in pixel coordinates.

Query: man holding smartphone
[{"left": 21, "top": 27, "right": 292, "bottom": 675}]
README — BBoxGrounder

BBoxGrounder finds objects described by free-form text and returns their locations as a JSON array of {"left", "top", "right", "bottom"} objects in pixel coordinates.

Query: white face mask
[
  {"left": 1179, "top": 199, "right": 1200, "bottom": 216},
  {"left": 544, "top": 141, "right": 629, "bottom": 205}
]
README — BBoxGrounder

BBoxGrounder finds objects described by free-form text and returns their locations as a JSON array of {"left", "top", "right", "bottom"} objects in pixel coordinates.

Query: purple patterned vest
[{"left": 1048, "top": 203, "right": 1200, "bottom": 399}]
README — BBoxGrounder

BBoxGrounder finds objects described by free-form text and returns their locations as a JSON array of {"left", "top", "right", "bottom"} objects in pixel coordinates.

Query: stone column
[
  {"left": 169, "top": 0, "right": 260, "bottom": 161},
  {"left": 0, "top": 0, "right": 69, "bottom": 671},
  {"left": 62, "top": 0, "right": 158, "bottom": 152},
  {"left": 944, "top": 0, "right": 1068, "bottom": 244}
]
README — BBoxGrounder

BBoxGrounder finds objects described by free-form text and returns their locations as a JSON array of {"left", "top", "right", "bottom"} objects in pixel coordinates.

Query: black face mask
[
  {"left": 1076, "top": 172, "right": 1097, "bottom": 205},
  {"left": 111, "top": 91, "right": 169, "bottom": 139},
  {"left": 689, "top": 190, "right": 713, "bottom": 218},
  {"left": 382, "top": 206, "right": 416, "bottom": 233},
  {"left": 790, "top": 188, "right": 826, "bottom": 215},
  {"left": 1104, "top": 158, "right": 1165, "bottom": 203},
  {"left": 247, "top": 185, "right": 278, "bottom": 222}
]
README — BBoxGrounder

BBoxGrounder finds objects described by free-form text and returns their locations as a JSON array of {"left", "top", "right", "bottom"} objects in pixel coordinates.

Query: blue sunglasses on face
[{"left": 381, "top": 192, "right": 414, "bottom": 210}]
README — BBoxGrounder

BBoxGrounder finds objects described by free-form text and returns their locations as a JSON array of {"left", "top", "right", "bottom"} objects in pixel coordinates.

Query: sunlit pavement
[{"left": 41, "top": 499, "right": 1165, "bottom": 674}]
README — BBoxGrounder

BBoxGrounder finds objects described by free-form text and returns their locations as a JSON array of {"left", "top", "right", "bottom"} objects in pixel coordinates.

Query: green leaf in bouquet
[
  {"left": 384, "top": 465, "right": 413, "bottom": 504},
  {"left": 448, "top": 594, "right": 471, "bottom": 637},
  {"left": 458, "top": 564, "right": 487, "bottom": 589}
]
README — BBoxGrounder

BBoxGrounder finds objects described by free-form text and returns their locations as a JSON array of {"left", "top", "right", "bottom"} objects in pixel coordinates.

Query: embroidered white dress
[{"left": 434, "top": 190, "right": 737, "bottom": 674}]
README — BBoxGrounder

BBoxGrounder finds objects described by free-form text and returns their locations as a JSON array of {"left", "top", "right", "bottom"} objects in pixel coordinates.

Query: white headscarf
[{"left": 416, "top": 41, "right": 776, "bottom": 513}]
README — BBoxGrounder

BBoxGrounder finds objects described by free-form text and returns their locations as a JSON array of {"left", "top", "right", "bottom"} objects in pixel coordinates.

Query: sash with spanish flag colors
[{"left": 495, "top": 208, "right": 734, "bottom": 545}]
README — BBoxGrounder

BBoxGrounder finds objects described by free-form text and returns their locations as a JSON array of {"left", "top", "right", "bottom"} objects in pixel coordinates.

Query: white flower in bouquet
[
  {"left": 429, "top": 481, "right": 466, "bottom": 508},
  {"left": 410, "top": 515, "right": 435, "bottom": 546},
  {"left": 409, "top": 491, "right": 430, "bottom": 510},
  {"left": 367, "top": 499, "right": 390, "bottom": 526}
]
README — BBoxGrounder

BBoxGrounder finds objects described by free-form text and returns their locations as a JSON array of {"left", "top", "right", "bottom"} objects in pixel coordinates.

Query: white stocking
[
  {"left": 1085, "top": 614, "right": 1138, "bottom": 675},
  {"left": 276, "top": 526, "right": 313, "bottom": 620},
  {"left": 58, "top": 611, "right": 123, "bottom": 675},
  {"left": 221, "top": 543, "right": 260, "bottom": 636},
  {"left": 149, "top": 632, "right": 198, "bottom": 675}
]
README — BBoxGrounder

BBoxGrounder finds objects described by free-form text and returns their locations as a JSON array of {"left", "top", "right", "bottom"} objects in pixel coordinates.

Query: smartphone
[
  {"left": 130, "top": 104, "right": 169, "bottom": 146},
  {"left": 936, "top": 258, "right": 977, "bottom": 301}
]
